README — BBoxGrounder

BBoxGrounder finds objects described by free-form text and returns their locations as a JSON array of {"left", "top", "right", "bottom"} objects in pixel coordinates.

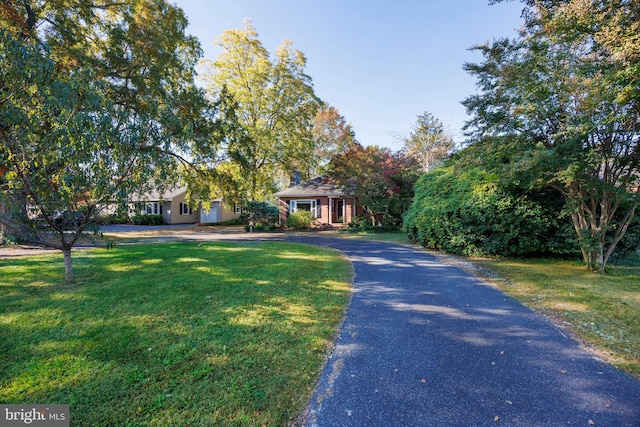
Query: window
[
  {"left": 290, "top": 199, "right": 321, "bottom": 218},
  {"left": 180, "top": 202, "right": 192, "bottom": 215},
  {"left": 234, "top": 202, "right": 242, "bottom": 214},
  {"left": 143, "top": 202, "right": 162, "bottom": 215}
]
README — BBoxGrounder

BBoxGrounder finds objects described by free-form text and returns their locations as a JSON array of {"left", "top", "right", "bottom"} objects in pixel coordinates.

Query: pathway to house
[{"left": 287, "top": 235, "right": 640, "bottom": 427}]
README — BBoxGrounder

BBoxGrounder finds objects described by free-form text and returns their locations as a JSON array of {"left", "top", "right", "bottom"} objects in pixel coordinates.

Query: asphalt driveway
[{"left": 288, "top": 236, "right": 640, "bottom": 427}]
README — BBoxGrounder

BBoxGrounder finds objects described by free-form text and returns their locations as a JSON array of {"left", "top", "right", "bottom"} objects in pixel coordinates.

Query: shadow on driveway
[{"left": 288, "top": 236, "right": 640, "bottom": 427}]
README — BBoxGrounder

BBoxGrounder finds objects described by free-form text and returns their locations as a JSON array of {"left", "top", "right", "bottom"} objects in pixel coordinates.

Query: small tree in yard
[
  {"left": 328, "top": 143, "right": 420, "bottom": 227},
  {"left": 1, "top": 1, "right": 213, "bottom": 283},
  {"left": 1, "top": 35, "right": 117, "bottom": 283}
]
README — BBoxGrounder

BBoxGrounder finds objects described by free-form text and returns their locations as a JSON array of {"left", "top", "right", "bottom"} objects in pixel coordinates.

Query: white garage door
[{"left": 200, "top": 202, "right": 219, "bottom": 223}]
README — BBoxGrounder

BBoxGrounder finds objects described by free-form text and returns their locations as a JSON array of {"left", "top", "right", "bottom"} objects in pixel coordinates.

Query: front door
[{"left": 333, "top": 200, "right": 344, "bottom": 224}]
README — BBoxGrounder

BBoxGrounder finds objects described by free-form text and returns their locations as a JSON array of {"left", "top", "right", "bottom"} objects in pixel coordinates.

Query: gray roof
[
  {"left": 129, "top": 186, "right": 186, "bottom": 202},
  {"left": 273, "top": 177, "right": 345, "bottom": 198}
]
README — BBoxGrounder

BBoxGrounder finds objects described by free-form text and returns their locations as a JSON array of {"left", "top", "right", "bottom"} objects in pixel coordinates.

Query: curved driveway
[{"left": 288, "top": 236, "right": 640, "bottom": 427}]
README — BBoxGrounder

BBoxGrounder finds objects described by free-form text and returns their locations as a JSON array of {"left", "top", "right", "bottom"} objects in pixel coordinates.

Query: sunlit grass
[
  {"left": 0, "top": 242, "right": 352, "bottom": 426},
  {"left": 471, "top": 256, "right": 640, "bottom": 378},
  {"left": 335, "top": 230, "right": 411, "bottom": 245}
]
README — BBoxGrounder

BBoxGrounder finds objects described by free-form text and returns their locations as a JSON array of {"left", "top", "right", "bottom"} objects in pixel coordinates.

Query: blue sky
[{"left": 175, "top": 1, "right": 524, "bottom": 149}]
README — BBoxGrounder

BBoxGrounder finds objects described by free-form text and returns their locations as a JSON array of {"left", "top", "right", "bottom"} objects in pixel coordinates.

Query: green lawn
[
  {"left": 470, "top": 256, "right": 640, "bottom": 378},
  {"left": 0, "top": 242, "right": 352, "bottom": 426}
]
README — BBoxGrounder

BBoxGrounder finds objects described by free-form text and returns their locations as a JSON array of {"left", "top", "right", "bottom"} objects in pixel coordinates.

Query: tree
[
  {"left": 399, "top": 112, "right": 455, "bottom": 173},
  {"left": 309, "top": 105, "right": 357, "bottom": 176},
  {"left": 328, "top": 144, "right": 420, "bottom": 227},
  {"left": 1, "top": 35, "right": 124, "bottom": 281},
  {"left": 0, "top": 1, "right": 213, "bottom": 283},
  {"left": 198, "top": 20, "right": 321, "bottom": 202},
  {"left": 463, "top": 0, "right": 640, "bottom": 272}
]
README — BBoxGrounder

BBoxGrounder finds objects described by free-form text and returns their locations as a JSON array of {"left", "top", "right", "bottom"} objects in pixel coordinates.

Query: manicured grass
[
  {"left": 0, "top": 242, "right": 352, "bottom": 426},
  {"left": 470, "top": 256, "right": 640, "bottom": 378}
]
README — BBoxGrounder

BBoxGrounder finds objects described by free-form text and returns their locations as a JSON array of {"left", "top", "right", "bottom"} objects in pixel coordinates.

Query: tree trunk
[{"left": 63, "top": 248, "right": 74, "bottom": 284}]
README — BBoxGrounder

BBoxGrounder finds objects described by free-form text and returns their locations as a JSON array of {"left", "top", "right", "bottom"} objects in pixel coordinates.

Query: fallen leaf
[
  {"left": 605, "top": 404, "right": 611, "bottom": 408},
  {"left": 588, "top": 419, "right": 595, "bottom": 425},
  {"left": 421, "top": 378, "right": 427, "bottom": 383},
  {"left": 500, "top": 351, "right": 505, "bottom": 355},
  {"left": 494, "top": 416, "right": 500, "bottom": 422},
  {"left": 560, "top": 370, "right": 566, "bottom": 374},
  {"left": 505, "top": 400, "right": 513, "bottom": 405}
]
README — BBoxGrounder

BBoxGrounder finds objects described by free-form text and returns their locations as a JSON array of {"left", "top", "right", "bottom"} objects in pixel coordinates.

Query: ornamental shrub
[
  {"left": 403, "top": 167, "right": 575, "bottom": 257},
  {"left": 286, "top": 210, "right": 316, "bottom": 230},
  {"left": 241, "top": 201, "right": 280, "bottom": 231},
  {"left": 132, "top": 214, "right": 164, "bottom": 225}
]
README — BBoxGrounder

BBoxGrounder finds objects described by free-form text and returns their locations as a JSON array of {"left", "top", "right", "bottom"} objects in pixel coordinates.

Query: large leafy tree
[
  {"left": 0, "top": 1, "right": 213, "bottom": 282},
  {"left": 309, "top": 105, "right": 357, "bottom": 177},
  {"left": 197, "top": 20, "right": 321, "bottom": 202},
  {"left": 463, "top": 0, "right": 640, "bottom": 272},
  {"left": 400, "top": 111, "right": 455, "bottom": 173}
]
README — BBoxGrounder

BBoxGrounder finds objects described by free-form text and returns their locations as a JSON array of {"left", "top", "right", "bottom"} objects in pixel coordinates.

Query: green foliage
[
  {"left": 346, "top": 215, "right": 401, "bottom": 233},
  {"left": 286, "top": 211, "right": 316, "bottom": 230},
  {"left": 197, "top": 21, "right": 321, "bottom": 202},
  {"left": 132, "top": 214, "right": 164, "bottom": 226},
  {"left": 240, "top": 201, "right": 280, "bottom": 231},
  {"left": 462, "top": 1, "right": 640, "bottom": 271},
  {"left": 348, "top": 215, "right": 371, "bottom": 229},
  {"left": 310, "top": 105, "right": 357, "bottom": 177},
  {"left": 0, "top": 1, "right": 215, "bottom": 282},
  {"left": 404, "top": 167, "right": 575, "bottom": 257}
]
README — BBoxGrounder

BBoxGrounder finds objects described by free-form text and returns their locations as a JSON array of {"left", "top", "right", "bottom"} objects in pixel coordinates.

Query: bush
[
  {"left": 608, "top": 203, "right": 640, "bottom": 264},
  {"left": 241, "top": 201, "right": 280, "bottom": 232},
  {"left": 348, "top": 215, "right": 370, "bottom": 229},
  {"left": 0, "top": 229, "right": 15, "bottom": 245},
  {"left": 403, "top": 167, "right": 575, "bottom": 257},
  {"left": 286, "top": 211, "right": 316, "bottom": 230},
  {"left": 347, "top": 214, "right": 402, "bottom": 233},
  {"left": 132, "top": 214, "right": 164, "bottom": 225}
]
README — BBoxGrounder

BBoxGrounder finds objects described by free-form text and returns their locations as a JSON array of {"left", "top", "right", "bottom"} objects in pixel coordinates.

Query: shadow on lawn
[{"left": 0, "top": 242, "right": 350, "bottom": 426}]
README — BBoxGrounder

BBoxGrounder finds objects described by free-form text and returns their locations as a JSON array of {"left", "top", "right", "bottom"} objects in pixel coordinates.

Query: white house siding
[{"left": 168, "top": 192, "right": 199, "bottom": 224}]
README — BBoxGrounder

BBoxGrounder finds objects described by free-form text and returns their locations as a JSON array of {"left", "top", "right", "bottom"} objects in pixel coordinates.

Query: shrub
[
  {"left": 403, "top": 167, "right": 575, "bottom": 257},
  {"left": 608, "top": 203, "right": 640, "bottom": 264},
  {"left": 286, "top": 211, "right": 316, "bottom": 230},
  {"left": 132, "top": 214, "right": 164, "bottom": 225},
  {"left": 241, "top": 201, "right": 280, "bottom": 232},
  {"left": 348, "top": 215, "right": 370, "bottom": 229},
  {"left": 345, "top": 214, "right": 402, "bottom": 233}
]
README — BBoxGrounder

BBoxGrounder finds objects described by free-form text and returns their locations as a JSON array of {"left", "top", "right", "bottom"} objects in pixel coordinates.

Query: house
[
  {"left": 130, "top": 187, "right": 240, "bottom": 225},
  {"left": 273, "top": 177, "right": 357, "bottom": 226},
  {"left": 199, "top": 199, "right": 242, "bottom": 225}
]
